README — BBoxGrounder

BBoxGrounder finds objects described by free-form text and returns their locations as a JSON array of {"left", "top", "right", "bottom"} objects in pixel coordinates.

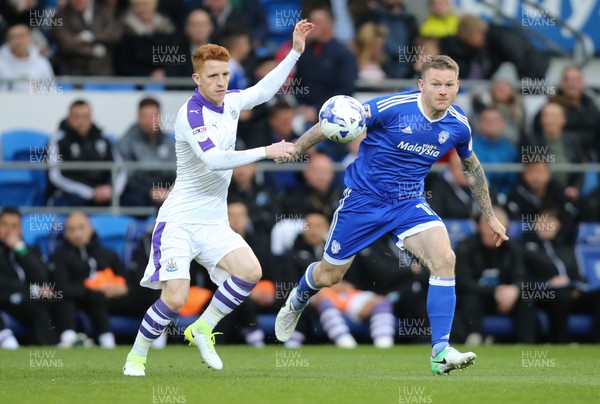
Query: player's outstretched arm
[
  {"left": 275, "top": 123, "right": 327, "bottom": 163},
  {"left": 240, "top": 20, "right": 314, "bottom": 109},
  {"left": 461, "top": 153, "right": 509, "bottom": 247},
  {"left": 200, "top": 141, "right": 295, "bottom": 171}
]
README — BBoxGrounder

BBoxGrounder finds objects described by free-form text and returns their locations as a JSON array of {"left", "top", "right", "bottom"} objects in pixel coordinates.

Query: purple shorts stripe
[
  {"left": 214, "top": 289, "right": 237, "bottom": 310},
  {"left": 198, "top": 138, "right": 215, "bottom": 152},
  {"left": 223, "top": 280, "right": 246, "bottom": 302},
  {"left": 150, "top": 222, "right": 166, "bottom": 283}
]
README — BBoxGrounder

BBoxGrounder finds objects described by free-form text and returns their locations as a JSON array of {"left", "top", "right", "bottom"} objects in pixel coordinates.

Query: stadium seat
[
  {"left": 575, "top": 222, "right": 600, "bottom": 245},
  {"left": 263, "top": 0, "right": 302, "bottom": 47},
  {"left": 0, "top": 129, "right": 49, "bottom": 206},
  {"left": 443, "top": 219, "right": 476, "bottom": 248},
  {"left": 89, "top": 215, "right": 137, "bottom": 265},
  {"left": 21, "top": 213, "right": 66, "bottom": 260},
  {"left": 482, "top": 315, "right": 514, "bottom": 337},
  {"left": 1, "top": 129, "right": 49, "bottom": 161},
  {"left": 143, "top": 83, "right": 166, "bottom": 92},
  {"left": 574, "top": 244, "right": 600, "bottom": 290},
  {"left": 0, "top": 170, "right": 40, "bottom": 206}
]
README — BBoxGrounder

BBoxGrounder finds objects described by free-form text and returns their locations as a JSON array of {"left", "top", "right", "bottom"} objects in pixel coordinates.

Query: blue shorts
[{"left": 323, "top": 188, "right": 446, "bottom": 265}]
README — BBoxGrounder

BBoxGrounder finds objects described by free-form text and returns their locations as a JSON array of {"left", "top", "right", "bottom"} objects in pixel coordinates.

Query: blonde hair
[
  {"left": 421, "top": 55, "right": 459, "bottom": 79},
  {"left": 353, "top": 22, "right": 388, "bottom": 67}
]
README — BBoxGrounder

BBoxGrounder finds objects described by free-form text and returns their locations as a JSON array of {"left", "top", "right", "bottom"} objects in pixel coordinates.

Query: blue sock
[
  {"left": 427, "top": 276, "right": 456, "bottom": 356},
  {"left": 291, "top": 262, "right": 320, "bottom": 311}
]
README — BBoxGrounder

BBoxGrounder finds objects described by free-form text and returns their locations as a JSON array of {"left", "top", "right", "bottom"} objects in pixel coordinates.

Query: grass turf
[{"left": 0, "top": 344, "right": 598, "bottom": 403}]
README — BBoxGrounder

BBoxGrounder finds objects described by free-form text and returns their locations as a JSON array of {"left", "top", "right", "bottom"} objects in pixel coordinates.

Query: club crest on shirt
[
  {"left": 229, "top": 106, "right": 238, "bottom": 119},
  {"left": 95, "top": 139, "right": 107, "bottom": 157},
  {"left": 331, "top": 240, "right": 341, "bottom": 254},
  {"left": 438, "top": 130, "right": 449, "bottom": 144},
  {"left": 363, "top": 104, "right": 371, "bottom": 119},
  {"left": 165, "top": 258, "right": 178, "bottom": 272}
]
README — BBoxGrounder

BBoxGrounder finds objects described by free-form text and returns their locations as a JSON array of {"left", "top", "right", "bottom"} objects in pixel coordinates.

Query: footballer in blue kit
[{"left": 275, "top": 55, "right": 509, "bottom": 375}]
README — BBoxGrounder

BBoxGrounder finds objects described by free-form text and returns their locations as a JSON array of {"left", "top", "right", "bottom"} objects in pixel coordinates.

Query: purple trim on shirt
[
  {"left": 150, "top": 222, "right": 166, "bottom": 282},
  {"left": 197, "top": 138, "right": 215, "bottom": 152},
  {"left": 192, "top": 88, "right": 224, "bottom": 114}
]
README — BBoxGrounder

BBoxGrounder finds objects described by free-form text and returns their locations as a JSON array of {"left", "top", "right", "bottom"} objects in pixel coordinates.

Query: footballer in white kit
[{"left": 124, "top": 20, "right": 314, "bottom": 376}]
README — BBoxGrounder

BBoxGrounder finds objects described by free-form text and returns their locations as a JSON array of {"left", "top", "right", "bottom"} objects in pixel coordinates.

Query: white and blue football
[{"left": 318, "top": 95, "right": 366, "bottom": 144}]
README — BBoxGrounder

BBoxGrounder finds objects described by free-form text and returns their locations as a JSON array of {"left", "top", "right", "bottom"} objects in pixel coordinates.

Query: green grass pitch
[{"left": 1, "top": 345, "right": 598, "bottom": 403}]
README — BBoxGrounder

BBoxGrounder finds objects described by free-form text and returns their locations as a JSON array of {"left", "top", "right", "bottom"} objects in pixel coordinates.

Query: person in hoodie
[
  {"left": 47, "top": 99, "right": 127, "bottom": 207},
  {"left": 0, "top": 23, "right": 54, "bottom": 91},
  {"left": 51, "top": 211, "right": 126, "bottom": 348}
]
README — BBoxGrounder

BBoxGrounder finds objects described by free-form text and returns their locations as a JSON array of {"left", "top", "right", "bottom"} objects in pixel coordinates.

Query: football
[{"left": 318, "top": 95, "right": 367, "bottom": 143}]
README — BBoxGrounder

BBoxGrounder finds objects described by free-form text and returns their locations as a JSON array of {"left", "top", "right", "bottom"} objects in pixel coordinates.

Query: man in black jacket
[
  {"left": 455, "top": 207, "right": 536, "bottom": 344},
  {"left": 521, "top": 209, "right": 600, "bottom": 343},
  {"left": 0, "top": 207, "right": 57, "bottom": 345},
  {"left": 51, "top": 212, "right": 126, "bottom": 348},
  {"left": 440, "top": 14, "right": 549, "bottom": 80},
  {"left": 48, "top": 100, "right": 127, "bottom": 206}
]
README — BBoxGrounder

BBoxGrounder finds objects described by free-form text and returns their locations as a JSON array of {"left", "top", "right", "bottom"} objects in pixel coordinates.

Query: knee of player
[
  {"left": 237, "top": 263, "right": 262, "bottom": 284},
  {"left": 432, "top": 250, "right": 456, "bottom": 273},
  {"left": 161, "top": 294, "right": 187, "bottom": 312},
  {"left": 322, "top": 268, "right": 345, "bottom": 287}
]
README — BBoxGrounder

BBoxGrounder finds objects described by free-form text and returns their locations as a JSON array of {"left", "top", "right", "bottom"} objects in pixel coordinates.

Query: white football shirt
[{"left": 156, "top": 50, "right": 300, "bottom": 224}]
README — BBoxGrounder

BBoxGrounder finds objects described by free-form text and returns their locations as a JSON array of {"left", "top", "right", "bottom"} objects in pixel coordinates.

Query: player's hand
[
  {"left": 486, "top": 215, "right": 509, "bottom": 247},
  {"left": 266, "top": 140, "right": 295, "bottom": 161},
  {"left": 291, "top": 19, "right": 315, "bottom": 54}
]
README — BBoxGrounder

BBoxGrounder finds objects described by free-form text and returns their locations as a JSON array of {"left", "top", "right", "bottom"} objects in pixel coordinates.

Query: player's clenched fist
[{"left": 266, "top": 140, "right": 295, "bottom": 160}]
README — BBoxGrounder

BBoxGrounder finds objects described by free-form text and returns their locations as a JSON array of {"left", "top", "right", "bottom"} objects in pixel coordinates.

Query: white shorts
[{"left": 140, "top": 221, "right": 248, "bottom": 290}]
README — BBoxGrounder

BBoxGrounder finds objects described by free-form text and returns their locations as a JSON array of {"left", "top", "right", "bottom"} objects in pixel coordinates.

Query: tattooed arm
[
  {"left": 276, "top": 123, "right": 328, "bottom": 163},
  {"left": 461, "top": 152, "right": 509, "bottom": 246}
]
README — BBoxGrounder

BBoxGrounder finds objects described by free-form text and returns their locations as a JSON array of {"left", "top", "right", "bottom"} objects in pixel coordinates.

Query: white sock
[
  {"left": 151, "top": 332, "right": 168, "bottom": 349},
  {"left": 59, "top": 329, "right": 77, "bottom": 346},
  {"left": 98, "top": 332, "right": 116, "bottom": 348},
  {"left": 0, "top": 329, "right": 19, "bottom": 349},
  {"left": 200, "top": 303, "right": 227, "bottom": 329}
]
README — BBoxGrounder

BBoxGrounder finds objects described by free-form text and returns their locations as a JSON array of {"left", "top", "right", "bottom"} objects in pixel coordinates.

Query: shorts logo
[
  {"left": 165, "top": 258, "right": 178, "bottom": 272},
  {"left": 331, "top": 240, "right": 341, "bottom": 254},
  {"left": 438, "top": 130, "right": 449, "bottom": 144}
]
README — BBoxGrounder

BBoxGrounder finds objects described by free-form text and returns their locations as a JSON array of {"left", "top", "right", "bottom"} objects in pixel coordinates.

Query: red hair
[{"left": 192, "top": 44, "right": 230, "bottom": 73}]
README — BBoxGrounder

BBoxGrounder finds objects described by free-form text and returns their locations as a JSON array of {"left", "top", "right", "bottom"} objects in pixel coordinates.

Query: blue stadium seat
[
  {"left": 443, "top": 219, "right": 476, "bottom": 248},
  {"left": 575, "top": 222, "right": 600, "bottom": 245},
  {"left": 143, "top": 83, "right": 166, "bottom": 92},
  {"left": 0, "top": 129, "right": 50, "bottom": 206},
  {"left": 0, "top": 170, "right": 40, "bottom": 206},
  {"left": 82, "top": 83, "right": 136, "bottom": 91},
  {"left": 89, "top": 215, "right": 137, "bottom": 265},
  {"left": 263, "top": 0, "right": 302, "bottom": 47},
  {"left": 575, "top": 244, "right": 600, "bottom": 291},
  {"left": 483, "top": 315, "right": 514, "bottom": 337},
  {"left": 1, "top": 129, "right": 49, "bottom": 161},
  {"left": 21, "top": 213, "right": 65, "bottom": 260}
]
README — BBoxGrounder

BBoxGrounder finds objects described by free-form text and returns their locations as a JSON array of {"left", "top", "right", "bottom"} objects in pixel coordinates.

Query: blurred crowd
[{"left": 1, "top": 0, "right": 600, "bottom": 348}]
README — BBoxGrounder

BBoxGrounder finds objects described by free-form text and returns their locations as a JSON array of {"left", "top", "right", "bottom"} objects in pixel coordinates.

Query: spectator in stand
[
  {"left": 48, "top": 100, "right": 127, "bottom": 207},
  {"left": 521, "top": 208, "right": 600, "bottom": 343},
  {"left": 472, "top": 79, "right": 526, "bottom": 145},
  {"left": 51, "top": 212, "right": 126, "bottom": 348},
  {"left": 204, "top": 0, "right": 248, "bottom": 44},
  {"left": 228, "top": 163, "right": 279, "bottom": 238},
  {"left": 579, "top": 185, "right": 600, "bottom": 222},
  {"left": 118, "top": 97, "right": 176, "bottom": 208},
  {"left": 440, "top": 14, "right": 549, "bottom": 80},
  {"left": 472, "top": 107, "right": 518, "bottom": 197},
  {"left": 504, "top": 160, "right": 577, "bottom": 243},
  {"left": 0, "top": 23, "right": 53, "bottom": 91},
  {"left": 529, "top": 102, "right": 584, "bottom": 198},
  {"left": 410, "top": 35, "right": 440, "bottom": 78},
  {"left": 218, "top": 28, "right": 251, "bottom": 90},
  {"left": 0, "top": 0, "right": 49, "bottom": 54},
  {"left": 420, "top": 0, "right": 459, "bottom": 39},
  {"left": 0, "top": 207, "right": 58, "bottom": 346},
  {"left": 375, "top": 0, "right": 418, "bottom": 79},
  {"left": 295, "top": 7, "right": 357, "bottom": 126},
  {"left": 115, "top": 0, "right": 178, "bottom": 77},
  {"left": 534, "top": 66, "right": 600, "bottom": 161},
  {"left": 53, "top": 0, "right": 122, "bottom": 76},
  {"left": 174, "top": 8, "right": 213, "bottom": 77},
  {"left": 282, "top": 153, "right": 341, "bottom": 219},
  {"left": 455, "top": 206, "right": 536, "bottom": 344},
  {"left": 428, "top": 150, "right": 497, "bottom": 219},
  {"left": 352, "top": 22, "right": 388, "bottom": 83}
]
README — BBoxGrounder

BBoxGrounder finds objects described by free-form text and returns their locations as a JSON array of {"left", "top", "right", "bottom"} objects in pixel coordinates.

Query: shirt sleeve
[
  {"left": 455, "top": 124, "right": 473, "bottom": 160},
  {"left": 363, "top": 98, "right": 381, "bottom": 130},
  {"left": 236, "top": 49, "right": 301, "bottom": 110},
  {"left": 180, "top": 108, "right": 267, "bottom": 170}
]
